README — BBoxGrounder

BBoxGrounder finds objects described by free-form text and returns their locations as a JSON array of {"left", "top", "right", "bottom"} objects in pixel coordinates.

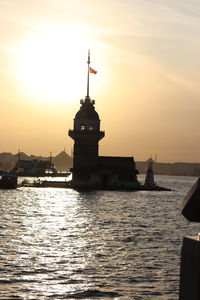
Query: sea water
[{"left": 0, "top": 175, "right": 199, "bottom": 299}]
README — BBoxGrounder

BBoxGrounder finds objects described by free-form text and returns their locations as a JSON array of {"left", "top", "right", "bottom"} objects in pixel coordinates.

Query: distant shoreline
[
  {"left": 136, "top": 161, "right": 200, "bottom": 177},
  {"left": 0, "top": 152, "right": 200, "bottom": 177}
]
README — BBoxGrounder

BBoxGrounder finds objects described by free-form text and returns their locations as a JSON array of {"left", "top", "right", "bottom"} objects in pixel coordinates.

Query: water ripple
[{"left": 0, "top": 175, "right": 199, "bottom": 299}]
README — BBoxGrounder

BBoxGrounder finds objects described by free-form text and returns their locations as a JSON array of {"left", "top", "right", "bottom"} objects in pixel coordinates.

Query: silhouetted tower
[
  {"left": 68, "top": 51, "right": 105, "bottom": 183},
  {"left": 144, "top": 157, "right": 155, "bottom": 188}
]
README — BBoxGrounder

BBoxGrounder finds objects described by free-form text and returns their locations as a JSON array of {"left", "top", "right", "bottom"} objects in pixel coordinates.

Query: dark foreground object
[
  {"left": 179, "top": 236, "right": 200, "bottom": 300},
  {"left": 0, "top": 173, "right": 18, "bottom": 189},
  {"left": 20, "top": 180, "right": 171, "bottom": 191},
  {"left": 182, "top": 177, "right": 200, "bottom": 222},
  {"left": 0, "top": 173, "right": 17, "bottom": 189}
]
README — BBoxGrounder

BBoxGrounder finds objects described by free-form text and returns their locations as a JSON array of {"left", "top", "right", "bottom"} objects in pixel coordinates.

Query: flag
[{"left": 89, "top": 67, "right": 97, "bottom": 74}]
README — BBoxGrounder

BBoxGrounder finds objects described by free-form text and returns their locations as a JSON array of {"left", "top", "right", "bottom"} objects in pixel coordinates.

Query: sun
[{"left": 13, "top": 24, "right": 100, "bottom": 106}]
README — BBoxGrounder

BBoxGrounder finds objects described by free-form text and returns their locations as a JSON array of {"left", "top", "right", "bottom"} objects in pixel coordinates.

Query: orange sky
[{"left": 1, "top": 0, "right": 200, "bottom": 162}]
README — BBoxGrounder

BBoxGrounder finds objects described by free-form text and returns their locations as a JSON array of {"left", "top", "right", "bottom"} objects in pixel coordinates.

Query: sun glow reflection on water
[
  {"left": 0, "top": 176, "right": 199, "bottom": 299},
  {"left": 1, "top": 188, "right": 91, "bottom": 298}
]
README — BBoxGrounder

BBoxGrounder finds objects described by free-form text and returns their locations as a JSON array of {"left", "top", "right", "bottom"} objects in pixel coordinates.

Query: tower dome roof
[{"left": 75, "top": 99, "right": 100, "bottom": 120}]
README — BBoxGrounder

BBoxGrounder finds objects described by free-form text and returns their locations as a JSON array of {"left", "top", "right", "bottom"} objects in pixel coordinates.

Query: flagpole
[{"left": 87, "top": 49, "right": 90, "bottom": 98}]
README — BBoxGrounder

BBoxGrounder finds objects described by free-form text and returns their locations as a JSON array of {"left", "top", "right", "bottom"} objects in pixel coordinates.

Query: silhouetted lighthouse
[
  {"left": 68, "top": 51, "right": 139, "bottom": 189},
  {"left": 68, "top": 51, "right": 104, "bottom": 184}
]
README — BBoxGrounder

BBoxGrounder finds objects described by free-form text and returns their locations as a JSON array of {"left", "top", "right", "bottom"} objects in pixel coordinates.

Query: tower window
[
  {"left": 81, "top": 125, "right": 85, "bottom": 131},
  {"left": 89, "top": 125, "right": 94, "bottom": 131}
]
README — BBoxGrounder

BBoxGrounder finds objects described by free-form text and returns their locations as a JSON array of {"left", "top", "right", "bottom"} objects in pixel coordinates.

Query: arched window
[
  {"left": 81, "top": 125, "right": 85, "bottom": 131},
  {"left": 89, "top": 125, "right": 94, "bottom": 131}
]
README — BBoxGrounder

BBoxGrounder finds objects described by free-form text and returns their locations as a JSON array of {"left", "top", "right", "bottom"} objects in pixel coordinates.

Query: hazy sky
[{"left": 1, "top": 0, "right": 200, "bottom": 162}]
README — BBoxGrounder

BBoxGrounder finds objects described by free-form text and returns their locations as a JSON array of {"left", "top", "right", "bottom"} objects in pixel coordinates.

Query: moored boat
[{"left": 0, "top": 173, "right": 18, "bottom": 189}]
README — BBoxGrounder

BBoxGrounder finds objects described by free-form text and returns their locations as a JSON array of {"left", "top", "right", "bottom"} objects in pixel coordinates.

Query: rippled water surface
[{"left": 0, "top": 175, "right": 199, "bottom": 299}]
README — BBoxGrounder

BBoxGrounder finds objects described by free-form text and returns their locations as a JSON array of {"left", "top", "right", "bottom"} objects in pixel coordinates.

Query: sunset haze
[{"left": 1, "top": 0, "right": 200, "bottom": 162}]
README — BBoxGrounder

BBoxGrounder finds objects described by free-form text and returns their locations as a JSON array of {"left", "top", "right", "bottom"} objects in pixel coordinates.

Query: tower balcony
[{"left": 68, "top": 129, "right": 105, "bottom": 140}]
